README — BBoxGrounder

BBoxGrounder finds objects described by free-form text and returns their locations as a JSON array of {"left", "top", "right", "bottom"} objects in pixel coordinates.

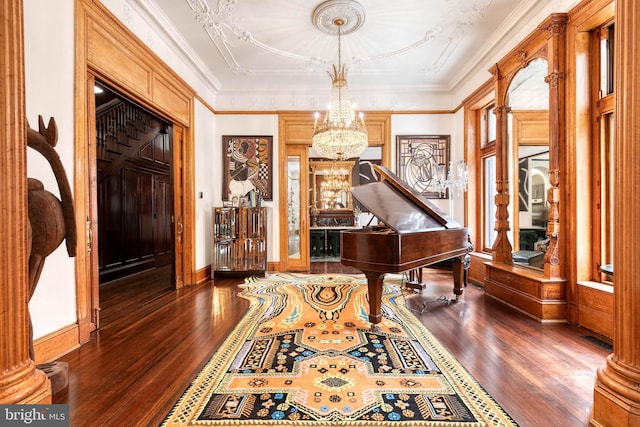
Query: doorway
[
  {"left": 277, "top": 112, "right": 391, "bottom": 272},
  {"left": 93, "top": 81, "right": 174, "bottom": 326}
]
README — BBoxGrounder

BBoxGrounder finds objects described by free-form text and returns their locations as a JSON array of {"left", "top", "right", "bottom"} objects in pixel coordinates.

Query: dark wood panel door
[
  {"left": 96, "top": 94, "right": 173, "bottom": 283},
  {"left": 154, "top": 174, "right": 173, "bottom": 267}
]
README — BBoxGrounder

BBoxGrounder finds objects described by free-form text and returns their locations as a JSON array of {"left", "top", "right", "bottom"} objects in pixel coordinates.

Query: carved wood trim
[
  {"left": 0, "top": 0, "right": 51, "bottom": 404},
  {"left": 490, "top": 14, "right": 567, "bottom": 279},
  {"left": 70, "top": 0, "right": 197, "bottom": 354},
  {"left": 484, "top": 263, "right": 567, "bottom": 322}
]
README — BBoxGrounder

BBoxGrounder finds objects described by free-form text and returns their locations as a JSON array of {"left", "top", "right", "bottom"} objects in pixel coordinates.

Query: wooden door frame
[
  {"left": 277, "top": 111, "right": 391, "bottom": 271},
  {"left": 73, "top": 0, "right": 196, "bottom": 345},
  {"left": 279, "top": 145, "right": 311, "bottom": 271},
  {"left": 88, "top": 73, "right": 181, "bottom": 290}
]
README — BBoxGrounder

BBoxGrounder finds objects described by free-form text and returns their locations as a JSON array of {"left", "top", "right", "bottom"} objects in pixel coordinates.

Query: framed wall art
[
  {"left": 396, "top": 134, "right": 450, "bottom": 198},
  {"left": 222, "top": 135, "right": 273, "bottom": 201}
]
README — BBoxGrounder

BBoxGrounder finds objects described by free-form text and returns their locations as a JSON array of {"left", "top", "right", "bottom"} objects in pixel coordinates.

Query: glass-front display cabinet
[{"left": 211, "top": 206, "right": 266, "bottom": 277}]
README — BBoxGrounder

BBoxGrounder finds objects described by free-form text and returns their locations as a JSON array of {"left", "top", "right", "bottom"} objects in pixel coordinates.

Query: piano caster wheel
[{"left": 370, "top": 324, "right": 381, "bottom": 332}]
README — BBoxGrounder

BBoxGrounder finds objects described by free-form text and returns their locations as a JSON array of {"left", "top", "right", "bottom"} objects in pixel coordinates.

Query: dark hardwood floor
[{"left": 53, "top": 263, "right": 610, "bottom": 427}]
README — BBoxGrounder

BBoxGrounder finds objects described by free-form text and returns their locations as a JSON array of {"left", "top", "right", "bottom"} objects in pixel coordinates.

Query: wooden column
[
  {"left": 591, "top": 1, "right": 640, "bottom": 425},
  {"left": 541, "top": 15, "right": 566, "bottom": 280},
  {"left": 487, "top": 61, "right": 512, "bottom": 264},
  {"left": 490, "top": 103, "right": 513, "bottom": 263},
  {"left": 0, "top": 0, "right": 51, "bottom": 403}
]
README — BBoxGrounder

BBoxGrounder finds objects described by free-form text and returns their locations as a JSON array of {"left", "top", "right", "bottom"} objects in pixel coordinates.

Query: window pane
[
  {"left": 600, "top": 24, "right": 615, "bottom": 97},
  {"left": 483, "top": 155, "right": 497, "bottom": 250},
  {"left": 487, "top": 105, "right": 496, "bottom": 143},
  {"left": 602, "top": 112, "right": 614, "bottom": 267}
]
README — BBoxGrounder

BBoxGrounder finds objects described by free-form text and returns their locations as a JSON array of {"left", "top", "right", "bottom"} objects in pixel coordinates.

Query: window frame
[
  {"left": 480, "top": 102, "right": 497, "bottom": 253},
  {"left": 591, "top": 20, "right": 615, "bottom": 285}
]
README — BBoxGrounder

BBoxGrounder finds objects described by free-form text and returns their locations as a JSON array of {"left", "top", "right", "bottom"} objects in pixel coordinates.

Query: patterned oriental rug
[{"left": 161, "top": 273, "right": 517, "bottom": 426}]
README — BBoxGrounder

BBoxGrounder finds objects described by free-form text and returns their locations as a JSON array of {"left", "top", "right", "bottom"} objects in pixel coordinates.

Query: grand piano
[{"left": 341, "top": 165, "right": 472, "bottom": 324}]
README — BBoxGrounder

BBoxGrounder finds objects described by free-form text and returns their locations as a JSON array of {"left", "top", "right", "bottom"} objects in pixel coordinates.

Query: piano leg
[
  {"left": 451, "top": 257, "right": 465, "bottom": 300},
  {"left": 363, "top": 271, "right": 384, "bottom": 324}
]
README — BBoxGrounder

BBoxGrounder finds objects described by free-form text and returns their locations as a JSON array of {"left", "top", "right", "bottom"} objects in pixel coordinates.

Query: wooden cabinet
[{"left": 212, "top": 207, "right": 266, "bottom": 277}]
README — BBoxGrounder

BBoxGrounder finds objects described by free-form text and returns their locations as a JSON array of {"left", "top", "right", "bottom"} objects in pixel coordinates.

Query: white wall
[
  {"left": 193, "top": 100, "right": 217, "bottom": 270},
  {"left": 213, "top": 115, "right": 280, "bottom": 262},
  {"left": 24, "top": 0, "right": 77, "bottom": 338}
]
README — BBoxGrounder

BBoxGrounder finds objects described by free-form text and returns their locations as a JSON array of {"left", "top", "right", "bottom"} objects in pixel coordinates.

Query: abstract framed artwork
[
  {"left": 396, "top": 134, "right": 450, "bottom": 198},
  {"left": 222, "top": 135, "right": 273, "bottom": 201}
]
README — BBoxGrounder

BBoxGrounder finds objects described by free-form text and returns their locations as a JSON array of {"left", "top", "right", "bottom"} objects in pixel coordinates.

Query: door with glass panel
[{"left": 282, "top": 145, "right": 310, "bottom": 271}]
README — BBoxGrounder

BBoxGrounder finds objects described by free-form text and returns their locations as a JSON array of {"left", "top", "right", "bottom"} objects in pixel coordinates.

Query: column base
[
  {"left": 0, "top": 361, "right": 51, "bottom": 404},
  {"left": 590, "top": 361, "right": 640, "bottom": 426}
]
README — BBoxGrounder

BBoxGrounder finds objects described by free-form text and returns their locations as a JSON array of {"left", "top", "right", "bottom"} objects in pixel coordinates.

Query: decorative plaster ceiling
[{"left": 132, "top": 0, "right": 572, "bottom": 110}]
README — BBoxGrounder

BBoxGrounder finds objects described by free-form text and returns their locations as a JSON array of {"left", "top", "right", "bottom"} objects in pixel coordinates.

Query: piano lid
[{"left": 350, "top": 165, "right": 462, "bottom": 233}]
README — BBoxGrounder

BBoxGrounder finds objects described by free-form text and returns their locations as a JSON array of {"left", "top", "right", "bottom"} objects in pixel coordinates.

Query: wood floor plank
[{"left": 53, "top": 264, "right": 609, "bottom": 426}]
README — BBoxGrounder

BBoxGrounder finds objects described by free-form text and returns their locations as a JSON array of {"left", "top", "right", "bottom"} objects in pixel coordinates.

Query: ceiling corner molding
[
  {"left": 129, "top": 0, "right": 222, "bottom": 94},
  {"left": 448, "top": 0, "right": 561, "bottom": 98}
]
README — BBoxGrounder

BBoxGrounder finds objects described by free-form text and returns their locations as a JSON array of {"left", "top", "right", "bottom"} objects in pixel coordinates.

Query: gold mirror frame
[{"left": 309, "top": 160, "right": 355, "bottom": 211}]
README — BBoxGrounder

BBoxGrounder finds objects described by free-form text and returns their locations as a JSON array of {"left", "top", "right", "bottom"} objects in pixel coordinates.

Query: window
[
  {"left": 481, "top": 102, "right": 497, "bottom": 252},
  {"left": 594, "top": 22, "right": 615, "bottom": 283},
  {"left": 599, "top": 24, "right": 614, "bottom": 97},
  {"left": 599, "top": 111, "right": 614, "bottom": 278},
  {"left": 482, "top": 103, "right": 496, "bottom": 148},
  {"left": 483, "top": 155, "right": 497, "bottom": 251}
]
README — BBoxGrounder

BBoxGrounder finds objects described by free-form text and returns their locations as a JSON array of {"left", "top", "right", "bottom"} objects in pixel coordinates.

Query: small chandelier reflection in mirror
[
  {"left": 312, "top": 17, "right": 368, "bottom": 160},
  {"left": 320, "top": 165, "right": 350, "bottom": 208}
]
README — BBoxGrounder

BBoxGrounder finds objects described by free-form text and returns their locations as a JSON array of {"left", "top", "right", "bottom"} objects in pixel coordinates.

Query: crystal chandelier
[
  {"left": 434, "top": 160, "right": 469, "bottom": 199},
  {"left": 434, "top": 160, "right": 469, "bottom": 215},
  {"left": 312, "top": 18, "right": 368, "bottom": 161}
]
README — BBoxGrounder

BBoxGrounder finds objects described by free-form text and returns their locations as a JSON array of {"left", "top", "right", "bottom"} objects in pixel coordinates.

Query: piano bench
[{"left": 327, "top": 230, "right": 341, "bottom": 257}]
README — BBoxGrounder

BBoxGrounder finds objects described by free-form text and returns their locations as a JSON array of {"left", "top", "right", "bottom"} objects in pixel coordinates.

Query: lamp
[{"left": 312, "top": 17, "right": 368, "bottom": 160}]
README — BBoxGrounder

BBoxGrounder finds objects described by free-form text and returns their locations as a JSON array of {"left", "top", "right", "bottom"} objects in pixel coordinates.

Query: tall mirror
[
  {"left": 485, "top": 14, "right": 566, "bottom": 320},
  {"left": 506, "top": 58, "right": 549, "bottom": 270},
  {"left": 309, "top": 160, "right": 355, "bottom": 211}
]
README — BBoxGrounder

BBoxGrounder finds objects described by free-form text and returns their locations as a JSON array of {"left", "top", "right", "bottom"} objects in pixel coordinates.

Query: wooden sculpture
[{"left": 26, "top": 115, "right": 77, "bottom": 393}]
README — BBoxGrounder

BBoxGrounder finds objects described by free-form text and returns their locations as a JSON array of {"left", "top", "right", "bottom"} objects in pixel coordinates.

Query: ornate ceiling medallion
[{"left": 312, "top": 0, "right": 366, "bottom": 36}]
